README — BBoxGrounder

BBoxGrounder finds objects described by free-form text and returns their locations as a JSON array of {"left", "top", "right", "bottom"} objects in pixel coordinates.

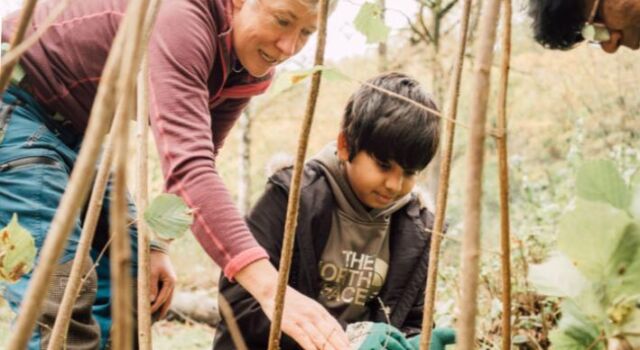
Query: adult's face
[
  {"left": 231, "top": 0, "right": 318, "bottom": 77},
  {"left": 590, "top": 0, "right": 640, "bottom": 52}
]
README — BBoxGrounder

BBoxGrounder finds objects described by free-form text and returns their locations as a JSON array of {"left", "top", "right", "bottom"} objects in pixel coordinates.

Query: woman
[{"left": 0, "top": 0, "right": 348, "bottom": 348}]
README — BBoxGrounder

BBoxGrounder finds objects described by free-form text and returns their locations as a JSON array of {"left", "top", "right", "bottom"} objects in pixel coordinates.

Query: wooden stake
[
  {"left": 456, "top": 0, "right": 502, "bottom": 347},
  {"left": 419, "top": 0, "right": 473, "bottom": 348},
  {"left": 109, "top": 0, "right": 154, "bottom": 347},
  {"left": 497, "top": 0, "right": 513, "bottom": 348},
  {"left": 135, "top": 1, "right": 162, "bottom": 347},
  {"left": 0, "top": 0, "right": 38, "bottom": 94},
  {"left": 266, "top": 0, "right": 330, "bottom": 348},
  {"left": 136, "top": 54, "right": 153, "bottom": 350}
]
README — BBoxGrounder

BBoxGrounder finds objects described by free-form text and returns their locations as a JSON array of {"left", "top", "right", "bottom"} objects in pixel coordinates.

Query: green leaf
[
  {"left": 558, "top": 199, "right": 633, "bottom": 281},
  {"left": 606, "top": 223, "right": 640, "bottom": 298},
  {"left": 576, "top": 160, "right": 630, "bottom": 210},
  {"left": 629, "top": 169, "right": 640, "bottom": 219},
  {"left": 144, "top": 194, "right": 193, "bottom": 240},
  {"left": 549, "top": 301, "right": 605, "bottom": 350},
  {"left": 0, "top": 214, "right": 36, "bottom": 283},
  {"left": 529, "top": 252, "right": 590, "bottom": 298},
  {"left": 353, "top": 2, "right": 390, "bottom": 44}
]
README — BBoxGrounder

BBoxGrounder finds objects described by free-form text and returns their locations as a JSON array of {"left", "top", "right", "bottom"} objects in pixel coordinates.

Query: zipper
[{"left": 0, "top": 156, "right": 62, "bottom": 172}]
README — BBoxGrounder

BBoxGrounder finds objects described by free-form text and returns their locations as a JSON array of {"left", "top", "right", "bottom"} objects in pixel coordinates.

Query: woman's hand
[
  {"left": 235, "top": 259, "right": 350, "bottom": 350},
  {"left": 149, "top": 250, "right": 177, "bottom": 319}
]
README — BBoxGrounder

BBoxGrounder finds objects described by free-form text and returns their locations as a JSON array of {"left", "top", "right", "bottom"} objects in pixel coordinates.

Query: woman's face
[{"left": 231, "top": 0, "right": 318, "bottom": 77}]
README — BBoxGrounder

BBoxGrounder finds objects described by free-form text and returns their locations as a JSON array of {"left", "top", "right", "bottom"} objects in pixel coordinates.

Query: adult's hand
[
  {"left": 235, "top": 259, "right": 350, "bottom": 350},
  {"left": 149, "top": 250, "right": 177, "bottom": 319}
]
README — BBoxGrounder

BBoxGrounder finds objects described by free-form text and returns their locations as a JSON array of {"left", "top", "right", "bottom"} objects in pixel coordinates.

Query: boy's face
[{"left": 337, "top": 133, "right": 418, "bottom": 209}]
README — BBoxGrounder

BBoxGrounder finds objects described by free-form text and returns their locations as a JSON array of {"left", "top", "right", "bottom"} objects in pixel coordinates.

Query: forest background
[{"left": 1, "top": 0, "right": 639, "bottom": 348}]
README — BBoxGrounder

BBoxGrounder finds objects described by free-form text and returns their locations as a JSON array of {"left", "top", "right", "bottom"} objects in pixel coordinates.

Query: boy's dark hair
[
  {"left": 528, "top": 0, "right": 587, "bottom": 49},
  {"left": 341, "top": 72, "right": 440, "bottom": 172}
]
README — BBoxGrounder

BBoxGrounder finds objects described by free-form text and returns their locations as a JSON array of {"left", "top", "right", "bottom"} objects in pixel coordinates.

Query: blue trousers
[{"left": 0, "top": 86, "right": 138, "bottom": 349}]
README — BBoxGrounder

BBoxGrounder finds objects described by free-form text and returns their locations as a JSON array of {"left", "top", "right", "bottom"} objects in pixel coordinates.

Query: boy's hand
[
  {"left": 235, "top": 259, "right": 350, "bottom": 350},
  {"left": 407, "top": 327, "right": 456, "bottom": 350},
  {"left": 149, "top": 250, "right": 177, "bottom": 319},
  {"left": 347, "top": 322, "right": 412, "bottom": 350}
]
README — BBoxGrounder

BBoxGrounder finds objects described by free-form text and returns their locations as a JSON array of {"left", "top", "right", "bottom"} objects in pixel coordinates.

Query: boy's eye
[{"left": 376, "top": 160, "right": 392, "bottom": 171}]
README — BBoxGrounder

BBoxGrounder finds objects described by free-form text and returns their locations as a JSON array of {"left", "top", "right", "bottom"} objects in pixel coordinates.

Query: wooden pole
[
  {"left": 419, "top": 0, "right": 473, "bottom": 349},
  {"left": 0, "top": 0, "right": 38, "bottom": 94},
  {"left": 266, "top": 0, "right": 329, "bottom": 348},
  {"left": 497, "top": 0, "right": 513, "bottom": 348},
  {"left": 136, "top": 54, "right": 153, "bottom": 350},
  {"left": 110, "top": 0, "right": 154, "bottom": 347},
  {"left": 456, "top": 0, "right": 502, "bottom": 347},
  {"left": 135, "top": 1, "right": 162, "bottom": 347}
]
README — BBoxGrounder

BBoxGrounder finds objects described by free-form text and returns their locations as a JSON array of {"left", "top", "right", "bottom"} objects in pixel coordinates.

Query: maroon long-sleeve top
[{"left": 2, "top": 0, "right": 272, "bottom": 278}]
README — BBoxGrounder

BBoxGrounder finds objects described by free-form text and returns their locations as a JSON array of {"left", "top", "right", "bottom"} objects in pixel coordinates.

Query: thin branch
[
  {"left": 218, "top": 294, "right": 249, "bottom": 350},
  {"left": 420, "top": 0, "right": 472, "bottom": 347},
  {"left": 456, "top": 0, "right": 502, "bottom": 348},
  {"left": 496, "top": 0, "right": 513, "bottom": 348},
  {"left": 0, "top": 0, "right": 39, "bottom": 94},
  {"left": 439, "top": 0, "right": 459, "bottom": 18},
  {"left": 1, "top": 0, "right": 73, "bottom": 82},
  {"left": 266, "top": 0, "right": 330, "bottom": 348}
]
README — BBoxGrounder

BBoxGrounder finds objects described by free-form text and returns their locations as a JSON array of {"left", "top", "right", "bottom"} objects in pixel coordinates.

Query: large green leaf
[
  {"left": 353, "top": 2, "right": 390, "bottom": 44},
  {"left": 606, "top": 223, "right": 640, "bottom": 299},
  {"left": 143, "top": 194, "right": 193, "bottom": 240},
  {"left": 576, "top": 160, "right": 630, "bottom": 210},
  {"left": 629, "top": 169, "right": 640, "bottom": 219},
  {"left": 0, "top": 214, "right": 36, "bottom": 283},
  {"left": 558, "top": 199, "right": 633, "bottom": 281},
  {"left": 528, "top": 252, "right": 589, "bottom": 298},
  {"left": 549, "top": 301, "right": 605, "bottom": 350}
]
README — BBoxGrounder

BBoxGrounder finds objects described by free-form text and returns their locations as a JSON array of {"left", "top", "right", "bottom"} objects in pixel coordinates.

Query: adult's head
[
  {"left": 337, "top": 72, "right": 440, "bottom": 208},
  {"left": 529, "top": 0, "right": 640, "bottom": 53},
  {"left": 231, "top": 0, "right": 320, "bottom": 77}
]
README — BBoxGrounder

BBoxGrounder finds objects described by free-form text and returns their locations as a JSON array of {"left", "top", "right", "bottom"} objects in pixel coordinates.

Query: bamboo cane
[
  {"left": 456, "top": 0, "right": 502, "bottom": 347},
  {"left": 266, "top": 0, "right": 330, "bottom": 348},
  {"left": 45, "top": 105, "right": 121, "bottom": 350},
  {"left": 419, "top": 0, "right": 473, "bottom": 349},
  {"left": 136, "top": 54, "right": 153, "bottom": 350},
  {"left": 497, "top": 0, "right": 513, "bottom": 348},
  {"left": 0, "top": 0, "right": 38, "bottom": 94},
  {"left": 110, "top": 0, "right": 154, "bottom": 347},
  {"left": 134, "top": 1, "right": 162, "bottom": 347},
  {"left": 6, "top": 10, "right": 129, "bottom": 349}
]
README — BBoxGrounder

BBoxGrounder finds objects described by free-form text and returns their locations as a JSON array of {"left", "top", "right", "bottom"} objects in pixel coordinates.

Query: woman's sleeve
[{"left": 146, "top": 0, "right": 267, "bottom": 278}]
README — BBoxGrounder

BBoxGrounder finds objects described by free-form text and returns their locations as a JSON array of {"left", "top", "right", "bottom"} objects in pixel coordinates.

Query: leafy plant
[
  {"left": 0, "top": 214, "right": 36, "bottom": 283},
  {"left": 144, "top": 194, "right": 193, "bottom": 240},
  {"left": 353, "top": 2, "right": 390, "bottom": 44},
  {"left": 529, "top": 160, "right": 640, "bottom": 349}
]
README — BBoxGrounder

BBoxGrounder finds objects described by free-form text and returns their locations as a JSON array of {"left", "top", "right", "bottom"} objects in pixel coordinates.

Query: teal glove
[
  {"left": 407, "top": 327, "right": 456, "bottom": 350},
  {"left": 348, "top": 322, "right": 413, "bottom": 350}
]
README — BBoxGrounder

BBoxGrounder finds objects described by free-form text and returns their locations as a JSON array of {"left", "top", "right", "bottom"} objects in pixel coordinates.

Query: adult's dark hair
[
  {"left": 341, "top": 72, "right": 440, "bottom": 172},
  {"left": 528, "top": 0, "right": 587, "bottom": 49}
]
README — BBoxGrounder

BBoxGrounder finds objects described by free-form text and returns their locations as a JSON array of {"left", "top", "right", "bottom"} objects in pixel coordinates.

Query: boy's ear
[{"left": 336, "top": 132, "right": 350, "bottom": 162}]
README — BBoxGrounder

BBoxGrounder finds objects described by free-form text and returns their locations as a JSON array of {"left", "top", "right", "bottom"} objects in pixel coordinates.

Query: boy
[{"left": 214, "top": 72, "right": 453, "bottom": 349}]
